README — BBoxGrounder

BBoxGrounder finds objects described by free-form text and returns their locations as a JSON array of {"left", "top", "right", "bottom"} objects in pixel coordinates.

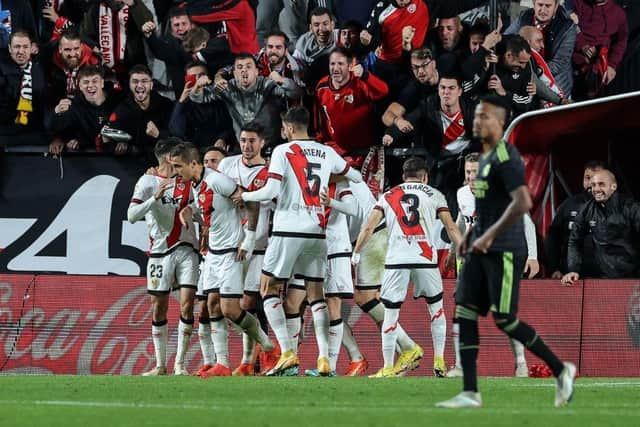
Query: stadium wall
[{"left": 1, "top": 274, "right": 638, "bottom": 377}]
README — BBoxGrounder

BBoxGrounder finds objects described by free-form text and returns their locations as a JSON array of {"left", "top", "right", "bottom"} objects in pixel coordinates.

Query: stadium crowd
[{"left": 1, "top": 0, "right": 640, "bottom": 384}]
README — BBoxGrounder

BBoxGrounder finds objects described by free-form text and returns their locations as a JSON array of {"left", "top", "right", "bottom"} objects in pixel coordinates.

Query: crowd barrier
[{"left": 1, "top": 274, "right": 638, "bottom": 377}]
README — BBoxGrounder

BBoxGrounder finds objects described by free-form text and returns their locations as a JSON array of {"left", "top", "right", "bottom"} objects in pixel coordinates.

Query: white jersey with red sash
[
  {"left": 130, "top": 174, "right": 197, "bottom": 255},
  {"left": 375, "top": 182, "right": 448, "bottom": 267},
  {"left": 440, "top": 110, "right": 469, "bottom": 154},
  {"left": 325, "top": 181, "right": 352, "bottom": 256}
]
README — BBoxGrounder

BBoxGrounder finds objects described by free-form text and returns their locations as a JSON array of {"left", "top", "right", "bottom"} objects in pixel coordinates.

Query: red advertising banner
[{"left": 0, "top": 275, "right": 638, "bottom": 376}]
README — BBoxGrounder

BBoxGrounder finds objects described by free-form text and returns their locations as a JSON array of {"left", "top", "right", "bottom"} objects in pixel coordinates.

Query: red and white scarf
[
  {"left": 531, "top": 49, "right": 564, "bottom": 108},
  {"left": 99, "top": 3, "right": 129, "bottom": 69}
]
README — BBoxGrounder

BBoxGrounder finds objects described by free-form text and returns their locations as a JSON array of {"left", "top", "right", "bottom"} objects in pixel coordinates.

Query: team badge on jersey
[
  {"left": 345, "top": 94, "right": 354, "bottom": 104},
  {"left": 253, "top": 178, "right": 264, "bottom": 187},
  {"left": 199, "top": 194, "right": 206, "bottom": 202},
  {"left": 408, "top": 4, "right": 416, "bottom": 13},
  {"left": 177, "top": 183, "right": 185, "bottom": 191}
]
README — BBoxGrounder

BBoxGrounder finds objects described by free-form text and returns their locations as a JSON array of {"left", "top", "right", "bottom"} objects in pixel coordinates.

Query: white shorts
[
  {"left": 147, "top": 245, "right": 199, "bottom": 294},
  {"left": 203, "top": 250, "right": 244, "bottom": 297},
  {"left": 243, "top": 252, "right": 264, "bottom": 295},
  {"left": 262, "top": 236, "right": 327, "bottom": 282},
  {"left": 380, "top": 266, "right": 443, "bottom": 307},
  {"left": 196, "top": 259, "right": 206, "bottom": 299},
  {"left": 356, "top": 228, "right": 388, "bottom": 290},
  {"left": 325, "top": 255, "right": 353, "bottom": 298}
]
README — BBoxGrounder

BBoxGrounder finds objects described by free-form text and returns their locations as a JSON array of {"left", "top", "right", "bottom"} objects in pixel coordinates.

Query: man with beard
[
  {"left": 0, "top": 30, "right": 47, "bottom": 144},
  {"left": 80, "top": 0, "right": 153, "bottom": 87},
  {"left": 315, "top": 47, "right": 389, "bottom": 168},
  {"left": 142, "top": 7, "right": 232, "bottom": 99},
  {"left": 47, "top": 65, "right": 119, "bottom": 154},
  {"left": 104, "top": 64, "right": 173, "bottom": 155},
  {"left": 293, "top": 7, "right": 339, "bottom": 90},
  {"left": 424, "top": 16, "right": 469, "bottom": 62},
  {"left": 256, "top": 30, "right": 305, "bottom": 107},
  {"left": 169, "top": 61, "right": 234, "bottom": 148},
  {"left": 190, "top": 53, "right": 301, "bottom": 147},
  {"left": 45, "top": 28, "right": 100, "bottom": 106}
]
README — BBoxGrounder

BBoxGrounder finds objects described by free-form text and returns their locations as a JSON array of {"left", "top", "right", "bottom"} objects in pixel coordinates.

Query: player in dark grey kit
[{"left": 436, "top": 95, "right": 576, "bottom": 409}]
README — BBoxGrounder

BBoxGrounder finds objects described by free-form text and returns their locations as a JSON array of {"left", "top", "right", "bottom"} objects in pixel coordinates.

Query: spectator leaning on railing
[{"left": 562, "top": 169, "right": 640, "bottom": 285}]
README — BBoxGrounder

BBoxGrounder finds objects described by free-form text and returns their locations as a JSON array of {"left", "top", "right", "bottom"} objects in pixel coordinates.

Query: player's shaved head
[{"left": 591, "top": 168, "right": 618, "bottom": 203}]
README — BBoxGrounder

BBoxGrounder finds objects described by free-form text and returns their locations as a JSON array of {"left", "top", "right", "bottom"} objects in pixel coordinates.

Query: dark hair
[
  {"left": 128, "top": 64, "right": 152, "bottom": 79},
  {"left": 479, "top": 93, "right": 512, "bottom": 117},
  {"left": 184, "top": 60, "right": 208, "bottom": 72},
  {"left": 265, "top": 30, "right": 289, "bottom": 45},
  {"left": 77, "top": 65, "right": 104, "bottom": 80},
  {"left": 203, "top": 146, "right": 228, "bottom": 157},
  {"left": 310, "top": 6, "right": 334, "bottom": 21},
  {"left": 584, "top": 160, "right": 607, "bottom": 170},
  {"left": 465, "top": 152, "right": 480, "bottom": 163},
  {"left": 410, "top": 47, "right": 433, "bottom": 61},
  {"left": 60, "top": 27, "right": 81, "bottom": 42},
  {"left": 155, "top": 137, "right": 183, "bottom": 161},
  {"left": 438, "top": 74, "right": 462, "bottom": 88},
  {"left": 329, "top": 46, "right": 352, "bottom": 61},
  {"left": 168, "top": 6, "right": 190, "bottom": 20},
  {"left": 240, "top": 121, "right": 265, "bottom": 138},
  {"left": 182, "top": 27, "right": 209, "bottom": 52},
  {"left": 9, "top": 29, "right": 33, "bottom": 44},
  {"left": 339, "top": 19, "right": 363, "bottom": 32},
  {"left": 234, "top": 52, "right": 258, "bottom": 67},
  {"left": 281, "top": 106, "right": 310, "bottom": 129},
  {"left": 469, "top": 22, "right": 490, "bottom": 38},
  {"left": 170, "top": 142, "right": 202, "bottom": 164},
  {"left": 403, "top": 157, "right": 428, "bottom": 178},
  {"left": 498, "top": 34, "right": 531, "bottom": 56}
]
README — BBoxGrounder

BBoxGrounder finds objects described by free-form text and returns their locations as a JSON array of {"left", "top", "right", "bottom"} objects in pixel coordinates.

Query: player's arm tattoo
[{"left": 245, "top": 200, "right": 259, "bottom": 232}]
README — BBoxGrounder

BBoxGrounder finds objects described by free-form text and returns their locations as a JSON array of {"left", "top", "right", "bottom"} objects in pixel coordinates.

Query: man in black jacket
[
  {"left": 104, "top": 64, "right": 174, "bottom": 155},
  {"left": 48, "top": 65, "right": 119, "bottom": 154},
  {"left": 382, "top": 74, "right": 478, "bottom": 213},
  {"left": 563, "top": 169, "right": 640, "bottom": 284},
  {"left": 0, "top": 30, "right": 47, "bottom": 144},
  {"left": 544, "top": 160, "right": 604, "bottom": 278}
]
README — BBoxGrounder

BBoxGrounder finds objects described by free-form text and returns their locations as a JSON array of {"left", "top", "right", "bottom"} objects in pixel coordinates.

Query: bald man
[
  {"left": 519, "top": 26, "right": 544, "bottom": 53},
  {"left": 563, "top": 169, "right": 640, "bottom": 284}
]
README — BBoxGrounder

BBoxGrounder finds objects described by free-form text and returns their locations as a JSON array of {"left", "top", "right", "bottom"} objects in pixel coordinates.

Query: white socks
[
  {"left": 198, "top": 319, "right": 215, "bottom": 365},
  {"left": 452, "top": 321, "right": 461, "bottom": 368},
  {"left": 328, "top": 319, "right": 344, "bottom": 371},
  {"left": 285, "top": 313, "right": 302, "bottom": 350},
  {"left": 263, "top": 296, "right": 293, "bottom": 352},
  {"left": 175, "top": 317, "right": 193, "bottom": 366},
  {"left": 151, "top": 320, "right": 168, "bottom": 368},
  {"left": 210, "top": 317, "right": 229, "bottom": 367},
  {"left": 342, "top": 321, "right": 363, "bottom": 362},
  {"left": 511, "top": 338, "right": 526, "bottom": 364},
  {"left": 428, "top": 301, "right": 446, "bottom": 359},
  {"left": 367, "top": 300, "right": 416, "bottom": 351},
  {"left": 381, "top": 308, "right": 400, "bottom": 368},
  {"left": 310, "top": 300, "right": 330, "bottom": 360}
]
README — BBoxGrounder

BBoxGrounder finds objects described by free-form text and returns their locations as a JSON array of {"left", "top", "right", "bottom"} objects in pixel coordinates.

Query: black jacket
[
  {"left": 0, "top": 53, "right": 46, "bottom": 133},
  {"left": 568, "top": 192, "right": 640, "bottom": 278},
  {"left": 168, "top": 99, "right": 234, "bottom": 148},
  {"left": 106, "top": 91, "right": 174, "bottom": 152},
  {"left": 47, "top": 91, "right": 118, "bottom": 149},
  {"left": 544, "top": 190, "right": 598, "bottom": 275}
]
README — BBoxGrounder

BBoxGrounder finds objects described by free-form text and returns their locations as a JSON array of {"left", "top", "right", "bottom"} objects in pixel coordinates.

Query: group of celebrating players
[{"left": 128, "top": 98, "right": 576, "bottom": 409}]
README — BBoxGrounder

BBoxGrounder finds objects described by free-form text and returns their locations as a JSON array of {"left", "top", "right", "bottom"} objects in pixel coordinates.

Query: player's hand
[
  {"left": 154, "top": 178, "right": 173, "bottom": 201},
  {"left": 319, "top": 187, "right": 331, "bottom": 206},
  {"left": 146, "top": 121, "right": 160, "bottom": 138},
  {"left": 141, "top": 21, "right": 156, "bottom": 38},
  {"left": 488, "top": 74, "right": 506, "bottom": 96},
  {"left": 561, "top": 272, "right": 579, "bottom": 286},
  {"left": 146, "top": 166, "right": 159, "bottom": 176},
  {"left": 179, "top": 206, "right": 192, "bottom": 229},
  {"left": 237, "top": 230, "right": 256, "bottom": 261},
  {"left": 550, "top": 270, "right": 563, "bottom": 279},
  {"left": 54, "top": 98, "right": 72, "bottom": 114},
  {"left": 444, "top": 250, "right": 456, "bottom": 272},
  {"left": 351, "top": 252, "right": 361, "bottom": 267},
  {"left": 382, "top": 134, "right": 394, "bottom": 146},
  {"left": 66, "top": 139, "right": 79, "bottom": 151},
  {"left": 394, "top": 117, "right": 414, "bottom": 133},
  {"left": 230, "top": 187, "right": 245, "bottom": 206},
  {"left": 49, "top": 140, "right": 64, "bottom": 155},
  {"left": 471, "top": 231, "right": 494, "bottom": 254},
  {"left": 456, "top": 228, "right": 471, "bottom": 257},
  {"left": 524, "top": 259, "right": 539, "bottom": 279},
  {"left": 360, "top": 30, "right": 372, "bottom": 46}
]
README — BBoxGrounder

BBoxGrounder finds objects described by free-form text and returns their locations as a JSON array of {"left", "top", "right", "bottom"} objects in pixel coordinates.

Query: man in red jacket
[{"left": 315, "top": 47, "right": 389, "bottom": 168}]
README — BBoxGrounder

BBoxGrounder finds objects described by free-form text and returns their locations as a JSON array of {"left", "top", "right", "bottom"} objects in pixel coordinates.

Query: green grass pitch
[{"left": 0, "top": 376, "right": 638, "bottom": 427}]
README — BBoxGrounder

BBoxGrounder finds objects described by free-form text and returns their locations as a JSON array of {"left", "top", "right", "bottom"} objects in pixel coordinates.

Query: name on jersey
[
  {"left": 474, "top": 179, "right": 489, "bottom": 198},
  {"left": 291, "top": 203, "right": 324, "bottom": 214},
  {"left": 160, "top": 195, "right": 183, "bottom": 206},
  {"left": 403, "top": 183, "right": 433, "bottom": 196},
  {"left": 301, "top": 148, "right": 326, "bottom": 159}
]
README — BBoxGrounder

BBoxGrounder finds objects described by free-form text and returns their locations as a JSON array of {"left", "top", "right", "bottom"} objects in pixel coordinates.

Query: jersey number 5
[
  {"left": 305, "top": 162, "right": 321, "bottom": 197},
  {"left": 401, "top": 194, "right": 420, "bottom": 227}
]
